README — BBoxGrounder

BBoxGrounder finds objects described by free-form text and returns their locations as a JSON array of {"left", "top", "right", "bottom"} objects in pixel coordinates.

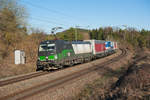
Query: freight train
[{"left": 36, "top": 40, "right": 118, "bottom": 71}]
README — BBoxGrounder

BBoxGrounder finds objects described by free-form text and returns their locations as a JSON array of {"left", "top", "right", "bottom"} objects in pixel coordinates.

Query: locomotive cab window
[
  {"left": 47, "top": 44, "right": 55, "bottom": 51},
  {"left": 39, "top": 44, "right": 55, "bottom": 51}
]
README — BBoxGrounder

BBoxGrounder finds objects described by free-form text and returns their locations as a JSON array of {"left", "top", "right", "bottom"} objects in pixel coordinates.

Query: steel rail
[
  {"left": 0, "top": 49, "right": 122, "bottom": 87},
  {"left": 0, "top": 49, "right": 127, "bottom": 100}
]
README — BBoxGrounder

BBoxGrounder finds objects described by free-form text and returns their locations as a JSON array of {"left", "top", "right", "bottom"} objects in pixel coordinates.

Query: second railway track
[
  {"left": 0, "top": 71, "right": 49, "bottom": 87},
  {"left": 0, "top": 49, "right": 127, "bottom": 100}
]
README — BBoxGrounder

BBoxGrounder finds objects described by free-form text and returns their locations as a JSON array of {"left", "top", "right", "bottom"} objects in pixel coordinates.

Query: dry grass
[
  {"left": 70, "top": 50, "right": 150, "bottom": 100},
  {"left": 110, "top": 63, "right": 150, "bottom": 100},
  {"left": 0, "top": 33, "right": 46, "bottom": 79},
  {"left": 70, "top": 66, "right": 125, "bottom": 100}
]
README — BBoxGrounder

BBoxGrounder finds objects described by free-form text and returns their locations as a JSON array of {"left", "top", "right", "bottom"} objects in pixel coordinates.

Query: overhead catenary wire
[
  {"left": 31, "top": 15, "right": 75, "bottom": 26},
  {"left": 30, "top": 16, "right": 69, "bottom": 27},
  {"left": 29, "top": 16, "right": 90, "bottom": 33},
  {"left": 20, "top": 0, "right": 93, "bottom": 34},
  {"left": 29, "top": 17, "right": 72, "bottom": 34},
  {"left": 21, "top": 0, "right": 83, "bottom": 25},
  {"left": 21, "top": 0, "right": 72, "bottom": 18}
]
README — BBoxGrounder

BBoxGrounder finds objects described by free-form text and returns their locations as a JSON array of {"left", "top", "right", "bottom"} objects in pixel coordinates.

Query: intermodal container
[
  {"left": 84, "top": 40, "right": 105, "bottom": 55},
  {"left": 72, "top": 41, "right": 92, "bottom": 54}
]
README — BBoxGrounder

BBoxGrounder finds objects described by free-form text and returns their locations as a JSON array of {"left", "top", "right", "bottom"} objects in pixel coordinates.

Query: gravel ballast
[
  {"left": 24, "top": 50, "right": 133, "bottom": 100},
  {"left": 0, "top": 50, "right": 129, "bottom": 100}
]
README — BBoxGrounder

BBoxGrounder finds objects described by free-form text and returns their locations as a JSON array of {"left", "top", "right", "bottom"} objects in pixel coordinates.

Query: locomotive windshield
[{"left": 39, "top": 43, "right": 55, "bottom": 51}]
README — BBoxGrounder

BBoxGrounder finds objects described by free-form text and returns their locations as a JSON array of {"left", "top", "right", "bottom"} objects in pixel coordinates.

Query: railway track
[
  {"left": 0, "top": 49, "right": 122, "bottom": 87},
  {"left": 0, "top": 71, "right": 49, "bottom": 87},
  {"left": 0, "top": 49, "right": 127, "bottom": 100}
]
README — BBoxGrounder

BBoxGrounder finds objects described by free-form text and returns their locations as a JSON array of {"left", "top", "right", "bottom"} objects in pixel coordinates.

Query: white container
[
  {"left": 15, "top": 50, "right": 25, "bottom": 64},
  {"left": 72, "top": 42, "right": 92, "bottom": 54},
  {"left": 111, "top": 41, "right": 114, "bottom": 49}
]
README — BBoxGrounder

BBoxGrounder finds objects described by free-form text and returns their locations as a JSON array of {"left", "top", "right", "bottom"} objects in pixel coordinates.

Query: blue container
[{"left": 105, "top": 41, "right": 111, "bottom": 49}]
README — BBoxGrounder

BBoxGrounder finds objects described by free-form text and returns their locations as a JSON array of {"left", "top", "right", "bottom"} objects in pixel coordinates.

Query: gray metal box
[{"left": 15, "top": 50, "right": 25, "bottom": 64}]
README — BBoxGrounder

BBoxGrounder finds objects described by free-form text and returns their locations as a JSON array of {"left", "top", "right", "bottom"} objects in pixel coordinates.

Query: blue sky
[{"left": 20, "top": 0, "right": 150, "bottom": 33}]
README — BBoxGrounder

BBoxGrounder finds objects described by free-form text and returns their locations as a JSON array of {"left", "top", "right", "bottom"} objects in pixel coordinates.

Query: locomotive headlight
[{"left": 55, "top": 55, "right": 57, "bottom": 59}]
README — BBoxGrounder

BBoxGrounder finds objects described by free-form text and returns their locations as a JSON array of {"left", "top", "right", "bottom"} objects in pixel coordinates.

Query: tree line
[{"left": 89, "top": 27, "right": 150, "bottom": 48}]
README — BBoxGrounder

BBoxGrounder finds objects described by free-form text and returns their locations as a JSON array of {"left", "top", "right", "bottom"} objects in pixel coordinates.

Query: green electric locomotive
[{"left": 36, "top": 40, "right": 92, "bottom": 71}]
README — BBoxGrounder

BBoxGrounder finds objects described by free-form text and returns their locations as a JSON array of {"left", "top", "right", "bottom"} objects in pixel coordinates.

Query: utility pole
[
  {"left": 75, "top": 26, "right": 80, "bottom": 41},
  {"left": 87, "top": 25, "right": 91, "bottom": 39},
  {"left": 74, "top": 25, "right": 90, "bottom": 41},
  {"left": 122, "top": 25, "right": 127, "bottom": 40},
  {"left": 87, "top": 25, "right": 90, "bottom": 33}
]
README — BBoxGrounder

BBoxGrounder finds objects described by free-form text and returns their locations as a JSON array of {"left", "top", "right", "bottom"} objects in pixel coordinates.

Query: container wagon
[{"left": 84, "top": 40, "right": 105, "bottom": 58}]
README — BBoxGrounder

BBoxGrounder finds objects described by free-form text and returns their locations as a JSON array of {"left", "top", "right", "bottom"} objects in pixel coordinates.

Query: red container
[
  {"left": 84, "top": 40, "right": 105, "bottom": 55},
  {"left": 95, "top": 43, "right": 105, "bottom": 53}
]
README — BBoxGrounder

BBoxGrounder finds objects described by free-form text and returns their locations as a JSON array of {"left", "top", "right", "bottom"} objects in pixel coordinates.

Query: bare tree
[{"left": 0, "top": 0, "right": 27, "bottom": 45}]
